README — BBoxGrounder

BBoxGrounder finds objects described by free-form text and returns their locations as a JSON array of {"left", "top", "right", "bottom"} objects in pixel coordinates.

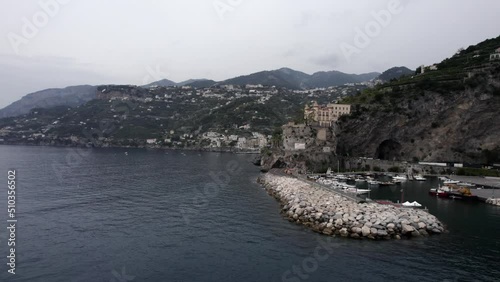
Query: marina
[{"left": 303, "top": 170, "right": 500, "bottom": 207}]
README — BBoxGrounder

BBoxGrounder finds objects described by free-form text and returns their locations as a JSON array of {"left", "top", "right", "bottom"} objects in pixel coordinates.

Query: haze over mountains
[
  {"left": 0, "top": 67, "right": 392, "bottom": 118},
  {"left": 0, "top": 85, "right": 97, "bottom": 118}
]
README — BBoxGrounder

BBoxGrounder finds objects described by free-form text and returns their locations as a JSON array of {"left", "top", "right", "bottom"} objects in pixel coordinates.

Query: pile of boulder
[{"left": 258, "top": 173, "right": 446, "bottom": 240}]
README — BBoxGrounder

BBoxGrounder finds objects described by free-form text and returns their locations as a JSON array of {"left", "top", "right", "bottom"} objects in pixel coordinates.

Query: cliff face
[
  {"left": 261, "top": 124, "right": 338, "bottom": 173},
  {"left": 336, "top": 67, "right": 500, "bottom": 164}
]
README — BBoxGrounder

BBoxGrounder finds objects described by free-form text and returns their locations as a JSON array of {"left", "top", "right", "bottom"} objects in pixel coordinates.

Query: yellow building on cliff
[{"left": 304, "top": 101, "right": 351, "bottom": 127}]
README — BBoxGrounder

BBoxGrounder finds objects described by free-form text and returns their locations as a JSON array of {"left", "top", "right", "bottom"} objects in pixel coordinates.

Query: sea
[{"left": 0, "top": 145, "right": 498, "bottom": 282}]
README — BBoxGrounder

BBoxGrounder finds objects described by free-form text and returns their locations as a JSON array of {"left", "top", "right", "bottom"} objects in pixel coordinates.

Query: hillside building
[
  {"left": 304, "top": 101, "right": 351, "bottom": 127},
  {"left": 490, "top": 48, "right": 500, "bottom": 61}
]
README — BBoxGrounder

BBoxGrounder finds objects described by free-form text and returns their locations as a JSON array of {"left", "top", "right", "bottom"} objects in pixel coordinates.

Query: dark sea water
[{"left": 0, "top": 145, "right": 499, "bottom": 282}]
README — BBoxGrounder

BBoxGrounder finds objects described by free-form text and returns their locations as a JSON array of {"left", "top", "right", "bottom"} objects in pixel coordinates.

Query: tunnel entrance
[
  {"left": 376, "top": 139, "right": 402, "bottom": 160},
  {"left": 272, "top": 159, "right": 287, "bottom": 168}
]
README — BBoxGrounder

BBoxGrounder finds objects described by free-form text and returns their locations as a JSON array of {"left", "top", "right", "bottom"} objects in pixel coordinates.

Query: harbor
[
  {"left": 301, "top": 169, "right": 500, "bottom": 207},
  {"left": 258, "top": 170, "right": 446, "bottom": 240}
]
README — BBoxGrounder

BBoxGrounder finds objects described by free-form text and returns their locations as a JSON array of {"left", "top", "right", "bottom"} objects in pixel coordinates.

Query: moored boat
[
  {"left": 414, "top": 175, "right": 427, "bottom": 181},
  {"left": 393, "top": 175, "right": 408, "bottom": 181},
  {"left": 442, "top": 178, "right": 460, "bottom": 184},
  {"left": 429, "top": 185, "right": 451, "bottom": 198}
]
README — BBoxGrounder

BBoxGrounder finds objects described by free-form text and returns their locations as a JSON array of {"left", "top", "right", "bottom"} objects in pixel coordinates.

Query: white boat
[
  {"left": 414, "top": 175, "right": 427, "bottom": 181},
  {"left": 354, "top": 178, "right": 366, "bottom": 182},
  {"left": 368, "top": 180, "right": 380, "bottom": 185},
  {"left": 458, "top": 182, "right": 476, "bottom": 187},
  {"left": 342, "top": 188, "right": 371, "bottom": 195},
  {"left": 354, "top": 189, "right": 371, "bottom": 195},
  {"left": 335, "top": 174, "right": 349, "bottom": 180},
  {"left": 443, "top": 179, "right": 460, "bottom": 184},
  {"left": 393, "top": 175, "right": 408, "bottom": 181}
]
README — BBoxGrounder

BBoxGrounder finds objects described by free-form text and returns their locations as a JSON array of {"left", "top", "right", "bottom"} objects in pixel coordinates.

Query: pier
[
  {"left": 448, "top": 175, "right": 500, "bottom": 188},
  {"left": 447, "top": 175, "right": 500, "bottom": 206}
]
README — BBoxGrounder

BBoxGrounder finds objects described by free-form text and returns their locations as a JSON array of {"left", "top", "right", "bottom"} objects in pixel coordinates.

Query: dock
[
  {"left": 448, "top": 175, "right": 500, "bottom": 188},
  {"left": 469, "top": 188, "right": 500, "bottom": 201},
  {"left": 445, "top": 176, "right": 500, "bottom": 204}
]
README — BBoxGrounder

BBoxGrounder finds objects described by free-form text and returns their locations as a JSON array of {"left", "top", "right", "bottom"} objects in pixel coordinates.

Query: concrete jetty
[
  {"left": 258, "top": 171, "right": 445, "bottom": 240},
  {"left": 448, "top": 176, "right": 500, "bottom": 206},
  {"left": 448, "top": 175, "right": 500, "bottom": 188}
]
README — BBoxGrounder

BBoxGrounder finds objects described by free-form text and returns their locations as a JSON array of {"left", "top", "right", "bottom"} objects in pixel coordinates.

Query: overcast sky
[{"left": 1, "top": 0, "right": 499, "bottom": 108}]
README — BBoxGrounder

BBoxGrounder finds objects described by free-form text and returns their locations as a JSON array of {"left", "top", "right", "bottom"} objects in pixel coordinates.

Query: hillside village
[{"left": 0, "top": 82, "right": 367, "bottom": 151}]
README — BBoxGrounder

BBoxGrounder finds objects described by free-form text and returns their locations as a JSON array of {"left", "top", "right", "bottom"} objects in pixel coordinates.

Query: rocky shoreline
[{"left": 258, "top": 172, "right": 446, "bottom": 240}]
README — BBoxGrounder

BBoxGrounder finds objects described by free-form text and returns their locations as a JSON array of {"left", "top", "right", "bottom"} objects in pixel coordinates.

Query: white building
[{"left": 490, "top": 48, "right": 500, "bottom": 61}]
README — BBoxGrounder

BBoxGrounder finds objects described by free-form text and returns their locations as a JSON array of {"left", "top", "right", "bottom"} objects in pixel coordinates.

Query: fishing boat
[
  {"left": 428, "top": 185, "right": 451, "bottom": 198},
  {"left": 448, "top": 188, "right": 479, "bottom": 201}
]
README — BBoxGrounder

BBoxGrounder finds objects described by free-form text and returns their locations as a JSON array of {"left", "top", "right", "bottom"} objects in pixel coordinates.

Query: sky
[{"left": 1, "top": 0, "right": 500, "bottom": 108}]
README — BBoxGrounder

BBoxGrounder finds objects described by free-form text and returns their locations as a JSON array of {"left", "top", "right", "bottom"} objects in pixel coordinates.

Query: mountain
[
  {"left": 377, "top": 66, "right": 414, "bottom": 82},
  {"left": 221, "top": 68, "right": 308, "bottom": 89},
  {"left": 0, "top": 85, "right": 97, "bottom": 118},
  {"left": 0, "top": 68, "right": 380, "bottom": 119},
  {"left": 184, "top": 79, "right": 217, "bottom": 88},
  {"left": 305, "top": 71, "right": 380, "bottom": 88},
  {"left": 221, "top": 68, "right": 379, "bottom": 89},
  {"left": 142, "top": 78, "right": 216, "bottom": 88},
  {"left": 142, "top": 79, "right": 177, "bottom": 88}
]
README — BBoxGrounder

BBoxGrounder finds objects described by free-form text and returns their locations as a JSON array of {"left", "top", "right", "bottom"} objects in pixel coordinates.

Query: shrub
[
  {"left": 388, "top": 166, "right": 401, "bottom": 173},
  {"left": 457, "top": 167, "right": 500, "bottom": 177}
]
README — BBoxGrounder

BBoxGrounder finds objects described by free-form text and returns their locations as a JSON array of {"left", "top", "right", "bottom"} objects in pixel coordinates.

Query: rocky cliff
[{"left": 336, "top": 63, "right": 500, "bottom": 164}]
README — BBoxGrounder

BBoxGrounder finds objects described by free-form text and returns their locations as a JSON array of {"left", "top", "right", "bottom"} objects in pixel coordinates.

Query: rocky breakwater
[{"left": 258, "top": 173, "right": 446, "bottom": 240}]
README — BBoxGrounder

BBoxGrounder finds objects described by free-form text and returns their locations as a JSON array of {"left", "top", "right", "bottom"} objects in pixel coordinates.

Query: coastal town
[{"left": 0, "top": 83, "right": 368, "bottom": 151}]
